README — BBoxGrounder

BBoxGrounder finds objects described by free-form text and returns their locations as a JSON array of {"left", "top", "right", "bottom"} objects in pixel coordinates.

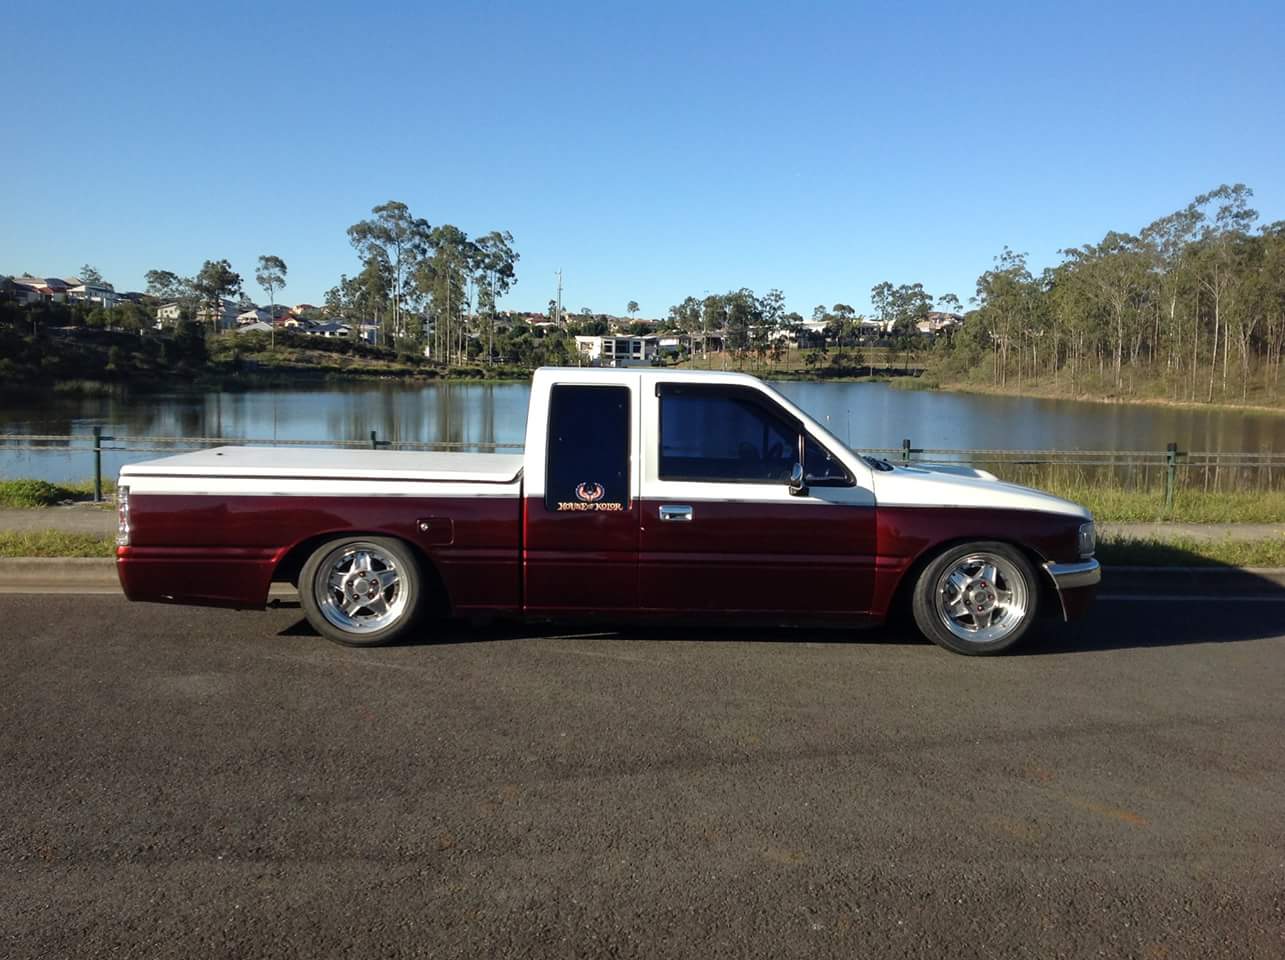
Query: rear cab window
[{"left": 545, "top": 384, "right": 631, "bottom": 511}]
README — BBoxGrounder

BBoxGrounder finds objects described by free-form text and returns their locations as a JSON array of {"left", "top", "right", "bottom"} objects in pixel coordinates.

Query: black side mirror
[{"left": 788, "top": 462, "right": 809, "bottom": 497}]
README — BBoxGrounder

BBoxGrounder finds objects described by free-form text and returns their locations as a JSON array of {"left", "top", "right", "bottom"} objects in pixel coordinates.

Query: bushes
[{"left": 0, "top": 479, "right": 70, "bottom": 507}]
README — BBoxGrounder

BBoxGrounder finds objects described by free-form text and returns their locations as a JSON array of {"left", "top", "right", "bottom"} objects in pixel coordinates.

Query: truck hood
[{"left": 870, "top": 462, "right": 1091, "bottom": 519}]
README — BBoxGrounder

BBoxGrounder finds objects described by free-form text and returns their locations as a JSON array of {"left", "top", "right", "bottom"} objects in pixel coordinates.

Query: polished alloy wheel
[
  {"left": 313, "top": 542, "right": 409, "bottom": 635},
  {"left": 934, "top": 552, "right": 1029, "bottom": 645}
]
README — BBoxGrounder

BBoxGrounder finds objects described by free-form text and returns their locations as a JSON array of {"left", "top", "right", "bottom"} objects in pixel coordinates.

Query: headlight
[
  {"left": 116, "top": 485, "right": 131, "bottom": 547},
  {"left": 1077, "top": 521, "right": 1096, "bottom": 558}
]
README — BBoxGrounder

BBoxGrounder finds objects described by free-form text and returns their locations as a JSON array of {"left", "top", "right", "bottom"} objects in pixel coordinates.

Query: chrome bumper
[{"left": 1043, "top": 558, "right": 1101, "bottom": 590}]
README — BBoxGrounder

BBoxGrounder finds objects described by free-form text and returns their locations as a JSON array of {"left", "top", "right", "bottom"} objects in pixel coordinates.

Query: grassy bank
[
  {"left": 0, "top": 479, "right": 114, "bottom": 508},
  {"left": 1031, "top": 485, "right": 1285, "bottom": 524},
  {"left": 0, "top": 531, "right": 115, "bottom": 557}
]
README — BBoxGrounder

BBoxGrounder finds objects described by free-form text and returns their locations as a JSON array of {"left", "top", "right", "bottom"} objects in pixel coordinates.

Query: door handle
[{"left": 659, "top": 504, "right": 693, "bottom": 522}]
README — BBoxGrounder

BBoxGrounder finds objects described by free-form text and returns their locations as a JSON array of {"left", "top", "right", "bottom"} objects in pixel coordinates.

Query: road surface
[{"left": 2, "top": 596, "right": 1283, "bottom": 958}]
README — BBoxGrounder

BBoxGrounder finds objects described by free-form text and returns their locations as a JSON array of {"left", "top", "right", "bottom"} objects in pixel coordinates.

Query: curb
[{"left": 2, "top": 558, "right": 1284, "bottom": 597}]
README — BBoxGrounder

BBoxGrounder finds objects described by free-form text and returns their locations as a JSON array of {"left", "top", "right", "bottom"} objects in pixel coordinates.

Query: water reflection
[{"left": 1, "top": 380, "right": 1281, "bottom": 483}]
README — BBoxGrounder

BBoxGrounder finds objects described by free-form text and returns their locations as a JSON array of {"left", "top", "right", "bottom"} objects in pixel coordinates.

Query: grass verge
[
  {"left": 0, "top": 531, "right": 116, "bottom": 557},
  {"left": 1003, "top": 484, "right": 1285, "bottom": 524},
  {"left": 0, "top": 478, "right": 114, "bottom": 507},
  {"left": 1096, "top": 535, "right": 1285, "bottom": 567}
]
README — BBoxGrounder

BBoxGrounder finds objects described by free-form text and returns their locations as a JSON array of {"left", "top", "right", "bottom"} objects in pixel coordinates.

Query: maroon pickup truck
[{"left": 116, "top": 367, "right": 1099, "bottom": 655}]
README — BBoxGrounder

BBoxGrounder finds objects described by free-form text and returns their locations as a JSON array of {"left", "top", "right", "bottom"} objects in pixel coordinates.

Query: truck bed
[{"left": 120, "top": 446, "right": 525, "bottom": 484}]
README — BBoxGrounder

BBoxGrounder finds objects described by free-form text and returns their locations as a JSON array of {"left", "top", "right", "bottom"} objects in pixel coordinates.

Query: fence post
[
  {"left": 901, "top": 438, "right": 911, "bottom": 464},
  {"left": 1164, "top": 441, "right": 1178, "bottom": 511},
  {"left": 92, "top": 427, "right": 103, "bottom": 503}
]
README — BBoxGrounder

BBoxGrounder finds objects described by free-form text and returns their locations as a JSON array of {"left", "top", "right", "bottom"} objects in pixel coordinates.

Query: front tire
[
  {"left": 299, "top": 537, "right": 422, "bottom": 646},
  {"left": 911, "top": 542, "right": 1039, "bottom": 655}
]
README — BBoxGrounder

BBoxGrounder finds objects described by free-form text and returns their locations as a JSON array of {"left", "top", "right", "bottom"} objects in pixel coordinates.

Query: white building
[
  {"left": 236, "top": 307, "right": 271, "bottom": 325},
  {"left": 308, "top": 321, "right": 352, "bottom": 339},
  {"left": 67, "top": 281, "right": 121, "bottom": 308},
  {"left": 574, "top": 335, "right": 660, "bottom": 367}
]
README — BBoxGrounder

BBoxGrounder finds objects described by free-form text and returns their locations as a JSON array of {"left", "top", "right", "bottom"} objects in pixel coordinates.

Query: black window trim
[
  {"left": 655, "top": 382, "right": 854, "bottom": 488},
  {"left": 544, "top": 382, "right": 633, "bottom": 510}
]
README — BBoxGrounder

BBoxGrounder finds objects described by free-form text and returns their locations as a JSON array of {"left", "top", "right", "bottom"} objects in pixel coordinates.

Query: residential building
[
  {"left": 307, "top": 321, "right": 353, "bottom": 338},
  {"left": 574, "top": 334, "right": 660, "bottom": 367},
  {"left": 236, "top": 307, "right": 271, "bottom": 325},
  {"left": 195, "top": 298, "right": 239, "bottom": 331},
  {"left": 67, "top": 281, "right": 121, "bottom": 308},
  {"left": 915, "top": 311, "right": 964, "bottom": 336}
]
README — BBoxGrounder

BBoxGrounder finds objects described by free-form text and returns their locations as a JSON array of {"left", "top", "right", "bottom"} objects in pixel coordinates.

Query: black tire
[
  {"left": 910, "top": 541, "right": 1039, "bottom": 656},
  {"left": 298, "top": 536, "right": 423, "bottom": 646}
]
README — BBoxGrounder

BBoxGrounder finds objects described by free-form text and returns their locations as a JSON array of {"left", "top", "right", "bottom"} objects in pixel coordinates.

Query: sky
[{"left": 3, "top": 0, "right": 1283, "bottom": 319}]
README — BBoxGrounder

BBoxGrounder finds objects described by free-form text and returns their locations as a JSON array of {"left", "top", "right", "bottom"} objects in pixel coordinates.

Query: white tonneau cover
[{"left": 120, "top": 446, "right": 525, "bottom": 484}]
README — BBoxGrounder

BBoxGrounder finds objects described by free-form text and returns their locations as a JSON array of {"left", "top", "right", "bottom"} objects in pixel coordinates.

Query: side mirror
[{"left": 788, "top": 462, "right": 809, "bottom": 497}]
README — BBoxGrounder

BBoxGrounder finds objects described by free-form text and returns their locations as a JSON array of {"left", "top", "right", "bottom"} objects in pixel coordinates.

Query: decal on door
[{"left": 555, "top": 481, "right": 624, "bottom": 512}]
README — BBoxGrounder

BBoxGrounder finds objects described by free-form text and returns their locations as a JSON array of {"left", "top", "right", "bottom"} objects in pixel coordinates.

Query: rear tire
[
  {"left": 299, "top": 536, "right": 422, "bottom": 646},
  {"left": 911, "top": 541, "right": 1039, "bottom": 655}
]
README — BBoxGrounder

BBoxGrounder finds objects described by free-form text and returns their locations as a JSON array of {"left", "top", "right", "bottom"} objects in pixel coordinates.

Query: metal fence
[{"left": 2, "top": 432, "right": 1283, "bottom": 503}]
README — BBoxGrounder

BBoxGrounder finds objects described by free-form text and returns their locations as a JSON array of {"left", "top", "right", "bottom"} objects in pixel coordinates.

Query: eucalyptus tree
[
  {"left": 474, "top": 231, "right": 519, "bottom": 364},
  {"left": 347, "top": 201, "right": 430, "bottom": 342},
  {"left": 254, "top": 255, "right": 287, "bottom": 349},
  {"left": 192, "top": 259, "right": 242, "bottom": 334},
  {"left": 1187, "top": 184, "right": 1257, "bottom": 399},
  {"left": 627, "top": 300, "right": 639, "bottom": 318}
]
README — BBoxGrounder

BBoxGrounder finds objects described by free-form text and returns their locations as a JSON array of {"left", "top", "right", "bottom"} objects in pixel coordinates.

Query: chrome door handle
[{"left": 658, "top": 504, "right": 693, "bottom": 522}]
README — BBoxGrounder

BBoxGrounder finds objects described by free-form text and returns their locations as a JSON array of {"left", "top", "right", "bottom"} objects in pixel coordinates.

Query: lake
[{"left": 1, "top": 379, "right": 1282, "bottom": 483}]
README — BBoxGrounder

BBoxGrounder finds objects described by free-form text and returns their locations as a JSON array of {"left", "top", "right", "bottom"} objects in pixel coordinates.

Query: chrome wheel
[
  {"left": 313, "top": 542, "right": 410, "bottom": 636},
  {"left": 935, "top": 552, "right": 1029, "bottom": 645}
]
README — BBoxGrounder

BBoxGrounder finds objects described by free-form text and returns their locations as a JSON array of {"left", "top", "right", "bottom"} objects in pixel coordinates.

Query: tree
[
  {"left": 348, "top": 201, "right": 430, "bottom": 342},
  {"left": 79, "top": 264, "right": 103, "bottom": 285},
  {"left": 192, "top": 259, "right": 242, "bottom": 334},
  {"left": 255, "top": 255, "right": 288, "bottom": 350},
  {"left": 145, "top": 269, "right": 184, "bottom": 301},
  {"left": 474, "top": 230, "right": 519, "bottom": 364},
  {"left": 627, "top": 300, "right": 639, "bottom": 318}
]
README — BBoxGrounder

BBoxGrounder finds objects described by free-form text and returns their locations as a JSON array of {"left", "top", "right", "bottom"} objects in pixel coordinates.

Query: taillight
[{"left": 116, "top": 485, "right": 131, "bottom": 546}]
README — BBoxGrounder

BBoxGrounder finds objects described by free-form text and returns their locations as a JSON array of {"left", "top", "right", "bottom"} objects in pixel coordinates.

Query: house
[
  {"left": 307, "top": 321, "right": 353, "bottom": 339},
  {"left": 67, "top": 281, "right": 121, "bottom": 308},
  {"left": 915, "top": 311, "right": 964, "bottom": 336},
  {"left": 283, "top": 315, "right": 317, "bottom": 330},
  {"left": 574, "top": 335, "right": 660, "bottom": 367},
  {"left": 236, "top": 307, "right": 271, "bottom": 326},
  {"left": 155, "top": 302, "right": 184, "bottom": 326},
  {"left": 195, "top": 298, "right": 239, "bottom": 331},
  {"left": 12, "top": 276, "right": 71, "bottom": 302}
]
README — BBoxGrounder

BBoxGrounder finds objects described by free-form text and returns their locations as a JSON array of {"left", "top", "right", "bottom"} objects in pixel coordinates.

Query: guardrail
[{"left": 1, "top": 433, "right": 1282, "bottom": 503}]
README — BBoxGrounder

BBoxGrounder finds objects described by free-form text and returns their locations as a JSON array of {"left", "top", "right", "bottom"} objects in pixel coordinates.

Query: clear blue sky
[{"left": 3, "top": 0, "right": 1283, "bottom": 318}]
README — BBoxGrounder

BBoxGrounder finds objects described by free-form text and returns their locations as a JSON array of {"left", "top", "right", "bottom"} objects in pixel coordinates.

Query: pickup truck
[{"left": 115, "top": 367, "right": 1099, "bottom": 655}]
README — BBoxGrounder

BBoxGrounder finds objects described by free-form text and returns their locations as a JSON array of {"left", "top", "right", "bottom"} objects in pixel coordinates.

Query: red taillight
[{"left": 116, "top": 486, "right": 131, "bottom": 546}]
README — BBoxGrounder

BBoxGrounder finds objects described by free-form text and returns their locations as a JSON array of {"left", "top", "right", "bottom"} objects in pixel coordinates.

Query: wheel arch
[
  {"left": 886, "top": 535, "right": 1059, "bottom": 625},
  {"left": 273, "top": 531, "right": 451, "bottom": 617}
]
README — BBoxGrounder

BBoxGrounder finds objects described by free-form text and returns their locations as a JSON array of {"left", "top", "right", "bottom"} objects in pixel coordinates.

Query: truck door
[
  {"left": 523, "top": 379, "right": 640, "bottom": 614},
  {"left": 637, "top": 381, "right": 876, "bottom": 621}
]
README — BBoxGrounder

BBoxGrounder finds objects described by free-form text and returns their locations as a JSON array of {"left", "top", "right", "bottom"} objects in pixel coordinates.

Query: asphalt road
[{"left": 2, "top": 597, "right": 1283, "bottom": 959}]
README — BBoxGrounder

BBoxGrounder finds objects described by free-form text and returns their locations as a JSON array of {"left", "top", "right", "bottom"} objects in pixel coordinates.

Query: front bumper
[{"left": 1042, "top": 558, "right": 1101, "bottom": 620}]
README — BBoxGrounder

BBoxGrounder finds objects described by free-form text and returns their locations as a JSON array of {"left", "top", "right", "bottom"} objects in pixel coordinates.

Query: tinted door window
[
  {"left": 545, "top": 385, "right": 630, "bottom": 512},
  {"left": 659, "top": 385, "right": 798, "bottom": 482}
]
